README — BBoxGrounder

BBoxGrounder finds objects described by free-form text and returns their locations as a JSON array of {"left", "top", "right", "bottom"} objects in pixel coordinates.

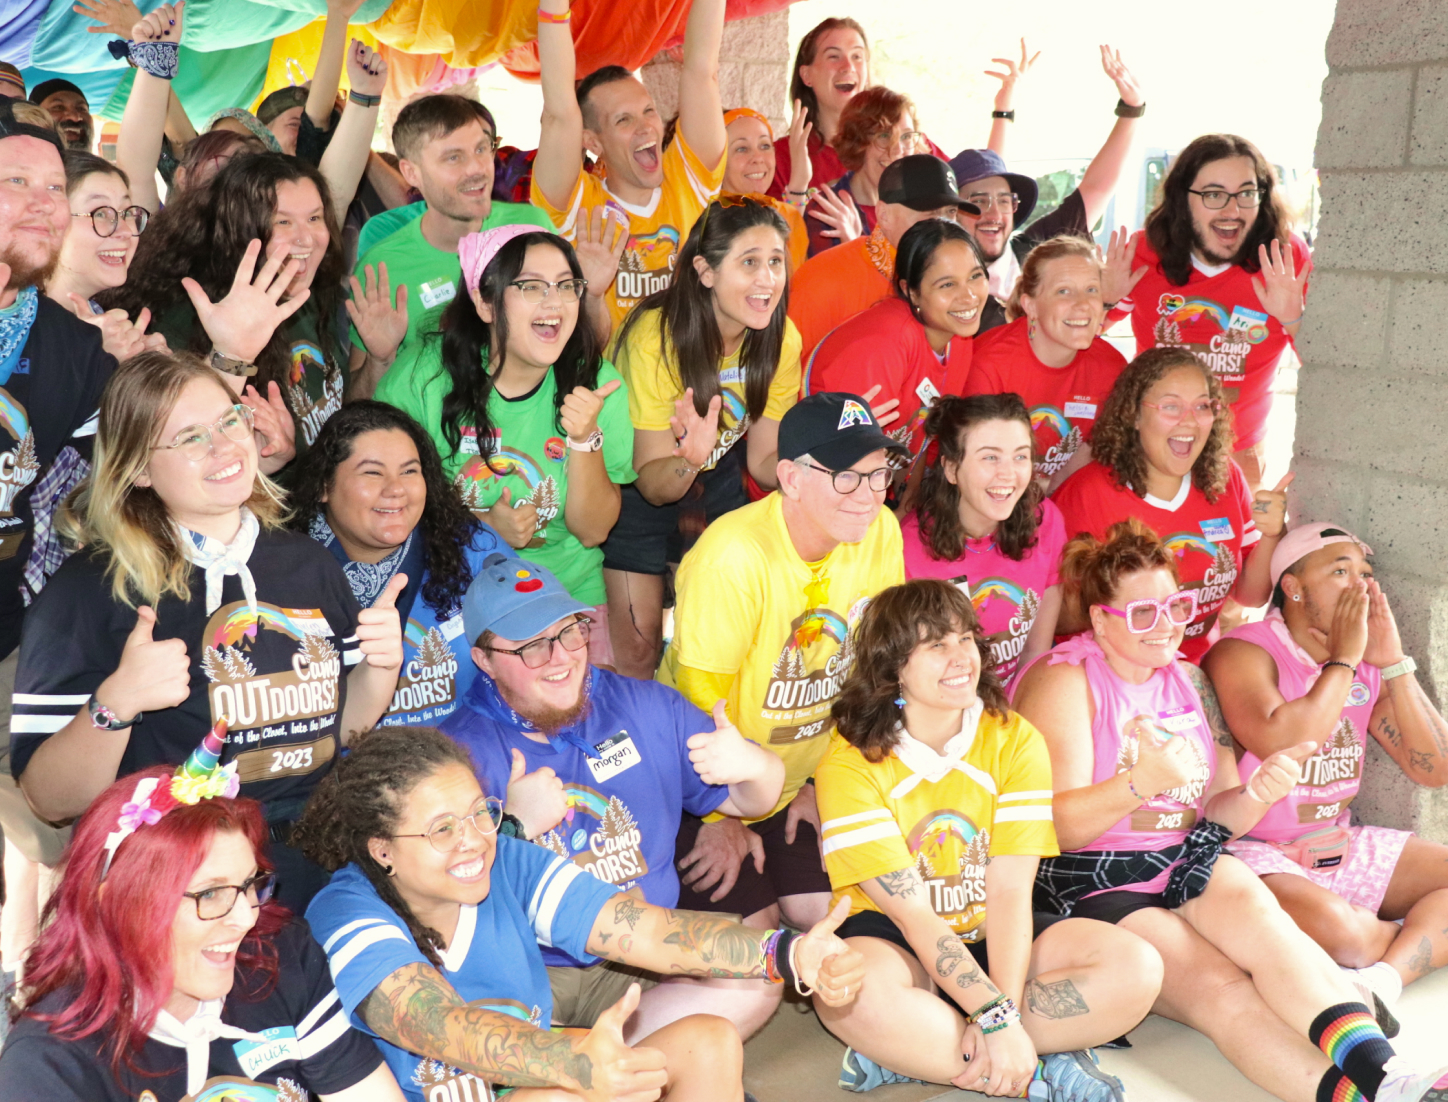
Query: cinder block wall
[
  {"left": 1298, "top": 0, "right": 1448, "bottom": 840},
  {"left": 640, "top": 8, "right": 791, "bottom": 135}
]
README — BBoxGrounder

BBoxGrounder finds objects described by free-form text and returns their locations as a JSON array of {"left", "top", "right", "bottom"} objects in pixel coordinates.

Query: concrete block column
[{"left": 1297, "top": 0, "right": 1448, "bottom": 840}]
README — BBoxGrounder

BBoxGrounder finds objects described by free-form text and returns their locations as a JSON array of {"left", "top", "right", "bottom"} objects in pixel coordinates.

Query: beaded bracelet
[
  {"left": 349, "top": 90, "right": 382, "bottom": 108},
  {"left": 538, "top": 8, "right": 572, "bottom": 23},
  {"left": 1126, "top": 768, "right": 1147, "bottom": 802},
  {"left": 974, "top": 996, "right": 1021, "bottom": 1035}
]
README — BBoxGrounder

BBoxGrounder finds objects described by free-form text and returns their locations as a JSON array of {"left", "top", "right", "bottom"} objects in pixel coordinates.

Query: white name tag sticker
[
  {"left": 460, "top": 427, "right": 480, "bottom": 456},
  {"left": 1063, "top": 401, "right": 1097, "bottom": 419},
  {"left": 440, "top": 613, "right": 466, "bottom": 642},
  {"left": 587, "top": 732, "right": 641, "bottom": 782},
  {"left": 1200, "top": 517, "right": 1234, "bottom": 542},
  {"left": 1157, "top": 707, "right": 1202, "bottom": 733},
  {"left": 915, "top": 377, "right": 942, "bottom": 406},
  {"left": 233, "top": 1027, "right": 299, "bottom": 1078},
  {"left": 948, "top": 572, "right": 971, "bottom": 599},
  {"left": 419, "top": 277, "right": 457, "bottom": 310},
  {"left": 719, "top": 365, "right": 743, "bottom": 385}
]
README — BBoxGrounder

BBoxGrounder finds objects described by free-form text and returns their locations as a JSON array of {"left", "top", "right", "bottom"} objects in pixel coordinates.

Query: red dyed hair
[{"left": 21, "top": 767, "right": 288, "bottom": 1072}]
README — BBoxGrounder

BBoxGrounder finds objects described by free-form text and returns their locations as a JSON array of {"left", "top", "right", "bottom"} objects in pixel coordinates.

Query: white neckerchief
[
  {"left": 889, "top": 701, "right": 992, "bottom": 799},
  {"left": 149, "top": 1000, "right": 267, "bottom": 1096},
  {"left": 987, "top": 247, "right": 1022, "bottom": 301},
  {"left": 179, "top": 508, "right": 259, "bottom": 615}
]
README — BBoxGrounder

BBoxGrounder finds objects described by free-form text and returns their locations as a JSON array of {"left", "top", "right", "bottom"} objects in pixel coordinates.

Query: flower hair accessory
[{"left": 101, "top": 721, "right": 240, "bottom": 878}]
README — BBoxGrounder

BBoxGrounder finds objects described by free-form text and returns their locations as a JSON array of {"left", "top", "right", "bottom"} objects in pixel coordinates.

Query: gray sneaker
[
  {"left": 1028, "top": 1050, "right": 1126, "bottom": 1102},
  {"left": 838, "top": 1047, "right": 924, "bottom": 1092}
]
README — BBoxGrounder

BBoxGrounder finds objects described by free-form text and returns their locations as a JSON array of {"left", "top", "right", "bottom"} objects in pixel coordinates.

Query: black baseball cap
[
  {"left": 878, "top": 155, "right": 981, "bottom": 216},
  {"left": 779, "top": 392, "right": 909, "bottom": 472},
  {"left": 0, "top": 98, "right": 63, "bottom": 153}
]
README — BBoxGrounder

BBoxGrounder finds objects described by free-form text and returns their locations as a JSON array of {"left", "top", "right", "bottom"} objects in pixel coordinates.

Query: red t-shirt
[
  {"left": 1052, "top": 460, "right": 1260, "bottom": 663},
  {"left": 901, "top": 499, "right": 1067, "bottom": 686},
  {"left": 804, "top": 296, "right": 973, "bottom": 460},
  {"left": 966, "top": 317, "right": 1126, "bottom": 481},
  {"left": 1123, "top": 235, "right": 1311, "bottom": 450},
  {"left": 788, "top": 233, "right": 893, "bottom": 361}
]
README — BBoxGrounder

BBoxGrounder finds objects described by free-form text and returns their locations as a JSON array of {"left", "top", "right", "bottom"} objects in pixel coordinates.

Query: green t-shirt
[
  {"left": 374, "top": 342, "right": 635, "bottom": 605},
  {"left": 351, "top": 201, "right": 554, "bottom": 363}
]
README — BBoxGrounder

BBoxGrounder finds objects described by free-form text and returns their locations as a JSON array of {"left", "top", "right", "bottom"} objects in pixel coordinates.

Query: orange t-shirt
[{"left": 788, "top": 229, "right": 894, "bottom": 361}]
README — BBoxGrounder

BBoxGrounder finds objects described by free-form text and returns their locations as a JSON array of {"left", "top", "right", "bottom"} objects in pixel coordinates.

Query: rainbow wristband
[
  {"left": 538, "top": 8, "right": 571, "bottom": 23},
  {"left": 760, "top": 929, "right": 785, "bottom": 985}
]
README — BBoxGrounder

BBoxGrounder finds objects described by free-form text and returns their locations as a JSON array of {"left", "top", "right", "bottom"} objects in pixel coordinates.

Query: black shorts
[
  {"left": 673, "top": 804, "right": 833, "bottom": 917},
  {"left": 836, "top": 908, "right": 1064, "bottom": 977},
  {"left": 601, "top": 449, "right": 747, "bottom": 576},
  {"left": 1066, "top": 889, "right": 1170, "bottom": 925}
]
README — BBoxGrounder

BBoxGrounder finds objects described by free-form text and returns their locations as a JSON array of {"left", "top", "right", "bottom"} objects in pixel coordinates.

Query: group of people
[{"left": 0, "top": 3, "right": 1445, "bottom": 1102}]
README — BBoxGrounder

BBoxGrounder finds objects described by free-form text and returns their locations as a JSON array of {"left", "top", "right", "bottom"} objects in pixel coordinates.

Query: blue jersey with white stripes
[{"left": 306, "top": 838, "right": 619, "bottom": 1102}]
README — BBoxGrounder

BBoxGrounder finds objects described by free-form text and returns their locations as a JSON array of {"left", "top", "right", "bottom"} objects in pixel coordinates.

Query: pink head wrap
[{"left": 458, "top": 223, "right": 556, "bottom": 296}]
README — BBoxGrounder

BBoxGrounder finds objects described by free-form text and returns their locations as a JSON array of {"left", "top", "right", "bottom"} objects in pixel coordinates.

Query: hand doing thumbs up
[
  {"left": 504, "top": 747, "right": 566, "bottom": 840},
  {"left": 686, "top": 700, "right": 762, "bottom": 785},
  {"left": 576, "top": 983, "right": 668, "bottom": 1102},
  {"left": 355, "top": 573, "right": 406, "bottom": 672},
  {"left": 560, "top": 376, "right": 621, "bottom": 445},
  {"left": 484, "top": 486, "right": 540, "bottom": 550},
  {"left": 94, "top": 605, "right": 192, "bottom": 724},
  {"left": 796, "top": 897, "right": 867, "bottom": 1007},
  {"left": 1245, "top": 740, "right": 1318, "bottom": 805}
]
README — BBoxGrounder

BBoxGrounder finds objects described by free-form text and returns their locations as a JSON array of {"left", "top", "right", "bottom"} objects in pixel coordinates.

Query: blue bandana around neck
[
  {"left": 468, "top": 665, "right": 602, "bottom": 759},
  {"left": 0, "top": 286, "right": 39, "bottom": 387},
  {"left": 309, "top": 512, "right": 426, "bottom": 624}
]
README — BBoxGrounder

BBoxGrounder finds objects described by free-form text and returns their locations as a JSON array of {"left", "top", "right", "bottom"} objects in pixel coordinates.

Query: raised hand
[
  {"left": 484, "top": 487, "right": 540, "bottom": 549},
  {"left": 129, "top": 0, "right": 181, "bottom": 42},
  {"left": 1251, "top": 239, "right": 1310, "bottom": 327},
  {"left": 1308, "top": 579, "right": 1369, "bottom": 669},
  {"left": 505, "top": 748, "right": 567, "bottom": 840},
  {"left": 73, "top": 0, "right": 143, "bottom": 36},
  {"left": 345, "top": 262, "right": 409, "bottom": 366},
  {"left": 687, "top": 700, "right": 760, "bottom": 785},
  {"left": 794, "top": 898, "right": 865, "bottom": 1006},
  {"left": 668, "top": 388, "right": 722, "bottom": 468},
  {"left": 356, "top": 573, "right": 405, "bottom": 672},
  {"left": 806, "top": 183, "right": 862, "bottom": 244},
  {"left": 242, "top": 381, "right": 296, "bottom": 474},
  {"left": 182, "top": 239, "right": 307, "bottom": 364},
  {"left": 860, "top": 383, "right": 900, "bottom": 430},
  {"left": 575, "top": 984, "right": 668, "bottom": 1102},
  {"left": 1250, "top": 471, "right": 1293, "bottom": 539},
  {"left": 785, "top": 99, "right": 814, "bottom": 195},
  {"left": 560, "top": 377, "right": 621, "bottom": 445},
  {"left": 1099, "top": 44, "right": 1143, "bottom": 109},
  {"left": 1100, "top": 227, "right": 1148, "bottom": 307},
  {"left": 97, "top": 605, "right": 191, "bottom": 720},
  {"left": 985, "top": 38, "right": 1040, "bottom": 110},
  {"left": 66, "top": 295, "right": 169, "bottom": 361},
  {"left": 1362, "top": 578, "right": 1407, "bottom": 669},
  {"left": 346, "top": 38, "right": 387, "bottom": 99},
  {"left": 677, "top": 817, "right": 763, "bottom": 902},
  {"left": 573, "top": 207, "right": 629, "bottom": 300},
  {"left": 325, "top": 0, "right": 370, "bottom": 17},
  {"left": 1245, "top": 740, "right": 1317, "bottom": 804},
  {"left": 1129, "top": 717, "right": 1198, "bottom": 798}
]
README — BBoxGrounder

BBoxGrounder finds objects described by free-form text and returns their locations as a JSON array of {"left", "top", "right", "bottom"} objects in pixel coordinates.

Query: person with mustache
[
  {"left": 27, "top": 79, "right": 92, "bottom": 152},
  {"left": 1111, "top": 133, "right": 1310, "bottom": 492}
]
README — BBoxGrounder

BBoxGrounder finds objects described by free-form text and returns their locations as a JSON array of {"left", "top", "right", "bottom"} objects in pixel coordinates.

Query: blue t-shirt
[
  {"left": 306, "top": 842, "right": 618, "bottom": 1102},
  {"left": 442, "top": 668, "right": 729, "bottom": 967}
]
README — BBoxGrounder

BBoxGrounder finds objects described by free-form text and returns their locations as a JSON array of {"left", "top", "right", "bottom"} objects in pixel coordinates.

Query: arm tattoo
[
  {"left": 875, "top": 868, "right": 923, "bottom": 898},
  {"left": 612, "top": 896, "right": 646, "bottom": 930},
  {"left": 935, "top": 934, "right": 990, "bottom": 995},
  {"left": 1406, "top": 935, "right": 1434, "bottom": 980},
  {"left": 1025, "top": 977, "right": 1090, "bottom": 1019},
  {"left": 359, "top": 963, "right": 593, "bottom": 1091},
  {"left": 1409, "top": 748, "right": 1435, "bottom": 774},
  {"left": 658, "top": 908, "right": 764, "bottom": 978},
  {"left": 1377, "top": 715, "right": 1403, "bottom": 748},
  {"left": 1185, "top": 664, "right": 1236, "bottom": 749}
]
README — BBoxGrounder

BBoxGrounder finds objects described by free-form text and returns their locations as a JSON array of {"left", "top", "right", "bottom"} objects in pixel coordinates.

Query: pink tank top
[
  {"left": 1228, "top": 610, "right": 1382, "bottom": 844},
  {"left": 1033, "top": 635, "right": 1218, "bottom": 893}
]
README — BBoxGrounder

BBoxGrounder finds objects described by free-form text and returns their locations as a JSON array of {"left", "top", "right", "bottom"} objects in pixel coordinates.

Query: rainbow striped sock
[
  {"left": 1317, "top": 1068, "right": 1366, "bottom": 1102},
  {"left": 1309, "top": 1003, "right": 1396, "bottom": 1100}
]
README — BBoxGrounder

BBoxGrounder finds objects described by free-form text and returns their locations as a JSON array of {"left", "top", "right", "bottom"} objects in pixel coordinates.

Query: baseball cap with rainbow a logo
[{"left": 778, "top": 392, "right": 909, "bottom": 472}]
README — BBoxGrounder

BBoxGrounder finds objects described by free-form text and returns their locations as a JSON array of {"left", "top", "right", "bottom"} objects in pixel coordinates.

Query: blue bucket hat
[
  {"left": 947, "top": 148, "right": 1038, "bottom": 226},
  {"left": 463, "top": 553, "right": 591, "bottom": 646}
]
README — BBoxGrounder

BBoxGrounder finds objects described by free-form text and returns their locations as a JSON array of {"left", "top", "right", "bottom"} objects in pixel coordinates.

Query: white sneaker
[
  {"left": 1374, "top": 1057, "right": 1448, "bottom": 1102},
  {"left": 1342, "top": 962, "right": 1403, "bottom": 1037}
]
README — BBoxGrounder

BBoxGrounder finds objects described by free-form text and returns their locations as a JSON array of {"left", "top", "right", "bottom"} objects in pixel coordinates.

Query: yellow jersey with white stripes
[{"left": 814, "top": 713, "right": 1058, "bottom": 940}]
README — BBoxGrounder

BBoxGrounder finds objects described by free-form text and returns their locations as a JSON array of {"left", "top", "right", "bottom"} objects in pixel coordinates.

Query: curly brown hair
[
  {"left": 832, "top": 580, "right": 1010, "bottom": 763},
  {"left": 834, "top": 87, "right": 916, "bottom": 173},
  {"left": 1059, "top": 516, "right": 1180, "bottom": 611},
  {"left": 912, "top": 394, "right": 1042, "bottom": 562},
  {"left": 1089, "top": 347, "right": 1235, "bottom": 503}
]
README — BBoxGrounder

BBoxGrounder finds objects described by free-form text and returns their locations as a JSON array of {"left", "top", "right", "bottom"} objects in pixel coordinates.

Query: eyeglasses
[
  {"left": 1187, "top": 187, "right": 1261, "bottom": 210},
  {"left": 1101, "top": 589, "right": 1199, "bottom": 634},
  {"left": 485, "top": 617, "right": 591, "bottom": 669},
  {"left": 797, "top": 460, "right": 892, "bottom": 494},
  {"left": 1141, "top": 398, "right": 1221, "bottom": 424},
  {"left": 183, "top": 871, "right": 275, "bottom": 921},
  {"left": 393, "top": 797, "right": 504, "bottom": 853},
  {"left": 73, "top": 204, "right": 149, "bottom": 237},
  {"left": 509, "top": 278, "right": 588, "bottom": 304},
  {"left": 964, "top": 191, "right": 1019, "bottom": 214},
  {"left": 153, "top": 404, "right": 255, "bottom": 462},
  {"left": 871, "top": 130, "right": 924, "bottom": 153}
]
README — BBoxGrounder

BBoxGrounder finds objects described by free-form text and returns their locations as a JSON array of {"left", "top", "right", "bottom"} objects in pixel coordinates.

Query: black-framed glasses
[
  {"left": 1187, "top": 187, "right": 1261, "bottom": 210},
  {"left": 183, "top": 871, "right": 275, "bottom": 921},
  {"left": 153, "top": 404, "right": 255, "bottom": 462},
  {"left": 393, "top": 797, "right": 504, "bottom": 853},
  {"left": 797, "top": 460, "right": 892, "bottom": 494},
  {"left": 73, "top": 204, "right": 149, "bottom": 237},
  {"left": 485, "top": 616, "right": 591, "bottom": 669},
  {"left": 964, "top": 191, "right": 1019, "bottom": 214},
  {"left": 508, "top": 278, "right": 587, "bottom": 304}
]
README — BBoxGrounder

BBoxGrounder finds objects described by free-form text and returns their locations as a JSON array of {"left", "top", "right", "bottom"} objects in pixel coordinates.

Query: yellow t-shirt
[
  {"left": 815, "top": 714, "right": 1059, "bottom": 940},
  {"left": 661, "top": 493, "right": 904, "bottom": 820},
  {"left": 530, "top": 133, "right": 725, "bottom": 330},
  {"left": 612, "top": 310, "right": 802, "bottom": 471}
]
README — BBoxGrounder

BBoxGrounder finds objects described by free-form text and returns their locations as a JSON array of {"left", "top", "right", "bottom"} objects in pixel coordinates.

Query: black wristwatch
[
  {"left": 1115, "top": 99, "right": 1146, "bottom": 118},
  {"left": 992, "top": 110, "right": 1015, "bottom": 121},
  {"left": 498, "top": 812, "right": 528, "bottom": 839}
]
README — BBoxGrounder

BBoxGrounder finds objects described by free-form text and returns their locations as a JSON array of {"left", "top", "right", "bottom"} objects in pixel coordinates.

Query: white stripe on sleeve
[
  {"left": 328, "top": 924, "right": 410, "bottom": 980},
  {"left": 323, "top": 917, "right": 385, "bottom": 953},
  {"left": 12, "top": 694, "right": 89, "bottom": 706},
  {"left": 527, "top": 857, "right": 588, "bottom": 948},
  {"left": 296, "top": 989, "right": 340, "bottom": 1038},
  {"left": 296, "top": 1003, "right": 352, "bottom": 1059},
  {"left": 820, "top": 821, "right": 904, "bottom": 856},
  {"left": 820, "top": 808, "right": 894, "bottom": 832},
  {"left": 993, "top": 807, "right": 1055, "bottom": 823},
  {"left": 10, "top": 715, "right": 73, "bottom": 734},
  {"left": 997, "top": 790, "right": 1054, "bottom": 803},
  {"left": 343, "top": 649, "right": 362, "bottom": 666}
]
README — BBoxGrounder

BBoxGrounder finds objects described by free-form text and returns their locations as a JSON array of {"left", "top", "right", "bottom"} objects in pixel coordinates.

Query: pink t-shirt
[
  {"left": 1223, "top": 609, "right": 1382, "bottom": 844},
  {"left": 900, "top": 500, "right": 1067, "bottom": 686},
  {"left": 1026, "top": 635, "right": 1217, "bottom": 895}
]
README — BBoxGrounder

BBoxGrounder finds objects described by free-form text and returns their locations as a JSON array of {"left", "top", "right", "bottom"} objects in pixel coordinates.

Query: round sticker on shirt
[
  {"left": 545, "top": 436, "right": 566, "bottom": 461},
  {"left": 1348, "top": 682, "right": 1371, "bottom": 708}
]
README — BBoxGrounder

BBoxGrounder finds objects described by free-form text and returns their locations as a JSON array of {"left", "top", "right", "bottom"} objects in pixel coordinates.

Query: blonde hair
[
  {"left": 1005, "top": 235, "right": 1103, "bottom": 321},
  {"left": 68, "top": 351, "right": 288, "bottom": 607},
  {"left": 9, "top": 102, "right": 55, "bottom": 131}
]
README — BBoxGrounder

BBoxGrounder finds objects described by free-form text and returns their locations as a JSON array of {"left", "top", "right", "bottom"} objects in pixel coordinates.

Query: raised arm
[
  {"left": 318, "top": 41, "right": 387, "bottom": 222},
  {"left": 983, "top": 39, "right": 1038, "bottom": 157},
  {"left": 675, "top": 0, "right": 727, "bottom": 169},
  {"left": 533, "top": 0, "right": 585, "bottom": 212},
  {"left": 1074, "top": 46, "right": 1145, "bottom": 226},
  {"left": 307, "top": 0, "right": 367, "bottom": 130},
  {"left": 115, "top": 0, "right": 184, "bottom": 213},
  {"left": 1363, "top": 579, "right": 1448, "bottom": 787}
]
